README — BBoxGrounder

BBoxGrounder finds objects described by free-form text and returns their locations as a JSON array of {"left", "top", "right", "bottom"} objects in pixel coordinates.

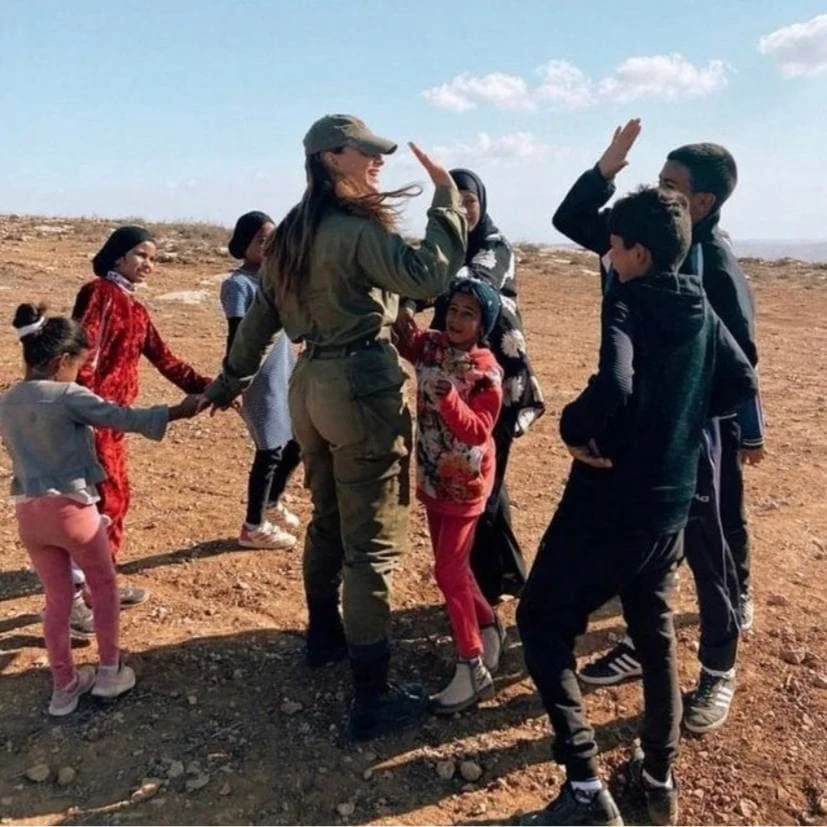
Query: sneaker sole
[
  {"left": 49, "top": 697, "right": 81, "bottom": 717},
  {"left": 429, "top": 683, "right": 495, "bottom": 716},
  {"left": 683, "top": 712, "right": 730, "bottom": 735},
  {"left": 578, "top": 669, "right": 643, "bottom": 687},
  {"left": 92, "top": 675, "right": 137, "bottom": 700}
]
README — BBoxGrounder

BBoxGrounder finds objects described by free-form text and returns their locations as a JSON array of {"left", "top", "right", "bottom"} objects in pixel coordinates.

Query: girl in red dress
[{"left": 73, "top": 226, "right": 210, "bottom": 605}]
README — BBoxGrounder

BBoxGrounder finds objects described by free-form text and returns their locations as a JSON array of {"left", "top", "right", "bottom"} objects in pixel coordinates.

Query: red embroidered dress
[
  {"left": 398, "top": 329, "right": 502, "bottom": 517},
  {"left": 74, "top": 276, "right": 210, "bottom": 555}
]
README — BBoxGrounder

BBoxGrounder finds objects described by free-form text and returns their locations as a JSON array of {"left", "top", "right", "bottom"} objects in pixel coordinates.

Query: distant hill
[{"left": 730, "top": 240, "right": 827, "bottom": 264}]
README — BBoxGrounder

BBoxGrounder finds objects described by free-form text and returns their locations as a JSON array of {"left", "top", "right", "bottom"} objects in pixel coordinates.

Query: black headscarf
[
  {"left": 447, "top": 277, "right": 501, "bottom": 339},
  {"left": 92, "top": 226, "right": 153, "bottom": 277},
  {"left": 450, "top": 168, "right": 500, "bottom": 264},
  {"left": 228, "top": 211, "right": 273, "bottom": 260}
]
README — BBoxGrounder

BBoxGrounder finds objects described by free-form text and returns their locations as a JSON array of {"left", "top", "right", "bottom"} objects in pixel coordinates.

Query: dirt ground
[{"left": 0, "top": 215, "right": 825, "bottom": 826}]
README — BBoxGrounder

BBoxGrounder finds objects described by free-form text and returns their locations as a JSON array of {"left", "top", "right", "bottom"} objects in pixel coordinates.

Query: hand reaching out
[
  {"left": 597, "top": 119, "right": 642, "bottom": 180},
  {"left": 169, "top": 394, "right": 202, "bottom": 421},
  {"left": 566, "top": 439, "right": 613, "bottom": 469}
]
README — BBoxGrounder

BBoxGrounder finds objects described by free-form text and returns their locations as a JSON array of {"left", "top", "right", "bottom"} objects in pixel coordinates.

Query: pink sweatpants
[
  {"left": 16, "top": 497, "right": 120, "bottom": 689},
  {"left": 426, "top": 508, "right": 496, "bottom": 659}
]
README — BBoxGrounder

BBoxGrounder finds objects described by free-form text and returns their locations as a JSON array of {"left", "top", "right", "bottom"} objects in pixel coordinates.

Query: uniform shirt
[{"left": 204, "top": 184, "right": 467, "bottom": 406}]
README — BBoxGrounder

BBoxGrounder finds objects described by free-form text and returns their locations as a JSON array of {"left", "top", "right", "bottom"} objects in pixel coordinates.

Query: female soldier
[{"left": 201, "top": 115, "right": 466, "bottom": 740}]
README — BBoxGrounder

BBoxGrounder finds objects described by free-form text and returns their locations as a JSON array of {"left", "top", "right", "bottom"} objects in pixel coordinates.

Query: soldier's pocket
[{"left": 349, "top": 354, "right": 409, "bottom": 460}]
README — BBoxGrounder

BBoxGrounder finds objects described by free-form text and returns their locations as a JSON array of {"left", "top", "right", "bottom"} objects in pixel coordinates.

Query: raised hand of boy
[{"left": 598, "top": 119, "right": 642, "bottom": 180}]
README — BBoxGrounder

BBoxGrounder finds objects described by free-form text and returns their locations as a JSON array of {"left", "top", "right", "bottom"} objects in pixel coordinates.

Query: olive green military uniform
[{"left": 204, "top": 184, "right": 466, "bottom": 653}]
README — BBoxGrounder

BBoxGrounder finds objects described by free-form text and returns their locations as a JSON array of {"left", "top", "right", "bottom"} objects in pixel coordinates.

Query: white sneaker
[
  {"left": 481, "top": 616, "right": 507, "bottom": 673},
  {"left": 92, "top": 663, "right": 136, "bottom": 699},
  {"left": 269, "top": 501, "right": 300, "bottom": 529},
  {"left": 239, "top": 521, "right": 297, "bottom": 550},
  {"left": 49, "top": 665, "right": 96, "bottom": 716},
  {"left": 430, "top": 657, "right": 494, "bottom": 715}
]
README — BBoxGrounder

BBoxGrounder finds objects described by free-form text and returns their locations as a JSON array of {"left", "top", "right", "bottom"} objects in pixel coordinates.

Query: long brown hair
[{"left": 265, "top": 151, "right": 421, "bottom": 304}]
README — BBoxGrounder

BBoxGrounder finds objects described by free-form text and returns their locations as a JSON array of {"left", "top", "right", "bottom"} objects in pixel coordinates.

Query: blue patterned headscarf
[{"left": 447, "top": 277, "right": 501, "bottom": 339}]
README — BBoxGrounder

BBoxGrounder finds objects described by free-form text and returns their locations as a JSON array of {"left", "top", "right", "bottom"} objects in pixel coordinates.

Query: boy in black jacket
[
  {"left": 517, "top": 187, "right": 757, "bottom": 827},
  {"left": 553, "top": 123, "right": 765, "bottom": 734}
]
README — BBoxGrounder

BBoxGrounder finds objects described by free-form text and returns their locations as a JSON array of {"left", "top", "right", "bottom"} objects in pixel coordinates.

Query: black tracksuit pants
[{"left": 517, "top": 482, "right": 683, "bottom": 782}]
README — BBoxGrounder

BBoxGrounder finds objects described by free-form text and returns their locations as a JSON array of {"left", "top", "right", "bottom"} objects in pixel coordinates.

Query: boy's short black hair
[
  {"left": 609, "top": 186, "right": 692, "bottom": 272},
  {"left": 667, "top": 143, "right": 738, "bottom": 207}
]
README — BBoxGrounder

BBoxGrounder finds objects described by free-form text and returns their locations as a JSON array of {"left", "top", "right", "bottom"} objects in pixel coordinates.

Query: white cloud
[
  {"left": 435, "top": 132, "right": 553, "bottom": 162},
  {"left": 758, "top": 14, "right": 827, "bottom": 77},
  {"left": 422, "top": 72, "right": 537, "bottom": 112},
  {"left": 422, "top": 54, "right": 732, "bottom": 112},
  {"left": 597, "top": 54, "right": 731, "bottom": 102},
  {"left": 535, "top": 60, "right": 595, "bottom": 110}
]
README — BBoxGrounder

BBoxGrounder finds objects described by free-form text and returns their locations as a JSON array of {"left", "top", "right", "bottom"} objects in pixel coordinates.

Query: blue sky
[{"left": 1, "top": 0, "right": 826, "bottom": 242}]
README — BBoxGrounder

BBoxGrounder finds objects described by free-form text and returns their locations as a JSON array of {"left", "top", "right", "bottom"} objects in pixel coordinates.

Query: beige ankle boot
[
  {"left": 481, "top": 616, "right": 507, "bottom": 672},
  {"left": 430, "top": 657, "right": 494, "bottom": 715}
]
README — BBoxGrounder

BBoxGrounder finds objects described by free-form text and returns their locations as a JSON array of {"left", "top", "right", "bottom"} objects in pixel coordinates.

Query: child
[
  {"left": 220, "top": 211, "right": 301, "bottom": 549},
  {"left": 72, "top": 226, "right": 211, "bottom": 606},
  {"left": 395, "top": 278, "right": 504, "bottom": 714},
  {"left": 553, "top": 124, "right": 765, "bottom": 733},
  {"left": 0, "top": 304, "right": 200, "bottom": 716},
  {"left": 517, "top": 188, "right": 757, "bottom": 826}
]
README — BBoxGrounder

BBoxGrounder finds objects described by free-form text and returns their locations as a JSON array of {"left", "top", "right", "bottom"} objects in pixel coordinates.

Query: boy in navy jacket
[
  {"left": 518, "top": 187, "right": 757, "bottom": 827},
  {"left": 552, "top": 121, "right": 764, "bottom": 734}
]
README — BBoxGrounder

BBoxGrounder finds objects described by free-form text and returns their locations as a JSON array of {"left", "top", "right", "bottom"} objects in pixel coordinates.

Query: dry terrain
[{"left": 0, "top": 215, "right": 825, "bottom": 825}]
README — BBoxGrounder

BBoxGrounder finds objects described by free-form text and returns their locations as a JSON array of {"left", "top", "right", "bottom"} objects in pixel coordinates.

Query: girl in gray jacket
[{"left": 0, "top": 304, "right": 198, "bottom": 716}]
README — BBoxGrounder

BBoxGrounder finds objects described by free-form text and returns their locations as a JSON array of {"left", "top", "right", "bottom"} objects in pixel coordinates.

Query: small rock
[
  {"left": 336, "top": 801, "right": 355, "bottom": 818},
  {"left": 1, "top": 797, "right": 12, "bottom": 806},
  {"left": 436, "top": 760, "right": 455, "bottom": 781},
  {"left": 185, "top": 761, "right": 201, "bottom": 776},
  {"left": 167, "top": 760, "right": 185, "bottom": 779},
  {"left": 459, "top": 760, "right": 483, "bottom": 782},
  {"left": 471, "top": 801, "right": 488, "bottom": 816},
  {"left": 131, "top": 780, "right": 161, "bottom": 802},
  {"left": 781, "top": 648, "right": 807, "bottom": 666},
  {"left": 812, "top": 674, "right": 827, "bottom": 690},
  {"left": 185, "top": 773, "right": 210, "bottom": 792},
  {"left": 816, "top": 796, "right": 827, "bottom": 816},
  {"left": 155, "top": 251, "right": 179, "bottom": 264},
  {"left": 232, "top": 669, "right": 244, "bottom": 681},
  {"left": 57, "top": 766, "right": 76, "bottom": 787},
  {"left": 281, "top": 699, "right": 303, "bottom": 715},
  {"left": 362, "top": 768, "right": 374, "bottom": 781},
  {"left": 25, "top": 764, "right": 50, "bottom": 783},
  {"left": 737, "top": 798, "right": 756, "bottom": 819},
  {"left": 219, "top": 782, "right": 232, "bottom": 796},
  {"left": 187, "top": 694, "right": 198, "bottom": 706},
  {"left": 766, "top": 593, "right": 789, "bottom": 607}
]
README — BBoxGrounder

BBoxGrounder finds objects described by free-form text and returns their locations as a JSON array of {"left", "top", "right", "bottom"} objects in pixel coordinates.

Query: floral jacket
[{"left": 398, "top": 329, "right": 503, "bottom": 516}]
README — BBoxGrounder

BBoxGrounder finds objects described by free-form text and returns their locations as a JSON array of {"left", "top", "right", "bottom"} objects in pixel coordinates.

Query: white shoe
[
  {"left": 269, "top": 501, "right": 300, "bottom": 529},
  {"left": 92, "top": 663, "right": 136, "bottom": 699},
  {"left": 481, "top": 616, "right": 507, "bottom": 673},
  {"left": 49, "top": 665, "right": 96, "bottom": 716},
  {"left": 430, "top": 657, "right": 494, "bottom": 715},
  {"left": 239, "top": 521, "right": 297, "bottom": 550}
]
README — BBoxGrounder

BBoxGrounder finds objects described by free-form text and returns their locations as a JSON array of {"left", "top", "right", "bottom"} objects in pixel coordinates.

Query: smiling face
[
  {"left": 324, "top": 146, "right": 384, "bottom": 193},
  {"left": 659, "top": 160, "right": 715, "bottom": 224},
  {"left": 459, "top": 190, "right": 481, "bottom": 232},
  {"left": 609, "top": 233, "right": 651, "bottom": 282},
  {"left": 114, "top": 240, "right": 157, "bottom": 284},
  {"left": 445, "top": 291, "right": 483, "bottom": 349}
]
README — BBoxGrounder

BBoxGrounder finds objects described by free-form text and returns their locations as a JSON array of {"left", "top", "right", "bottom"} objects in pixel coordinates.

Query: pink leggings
[
  {"left": 426, "top": 508, "right": 495, "bottom": 660},
  {"left": 16, "top": 497, "right": 120, "bottom": 689}
]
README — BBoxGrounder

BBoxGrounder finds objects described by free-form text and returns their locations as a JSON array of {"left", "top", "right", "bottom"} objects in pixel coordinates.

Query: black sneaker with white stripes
[
  {"left": 683, "top": 670, "right": 736, "bottom": 734},
  {"left": 579, "top": 638, "right": 642, "bottom": 686}
]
